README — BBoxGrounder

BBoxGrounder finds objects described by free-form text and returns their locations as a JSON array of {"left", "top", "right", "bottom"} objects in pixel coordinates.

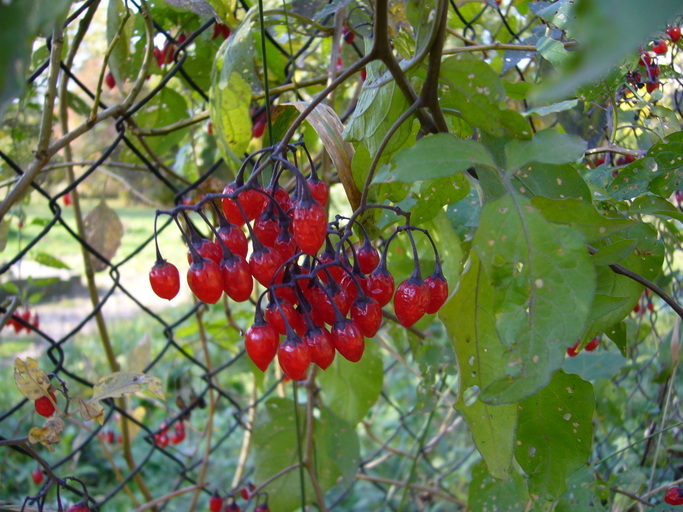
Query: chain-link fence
[{"left": 1, "top": 1, "right": 682, "bottom": 511}]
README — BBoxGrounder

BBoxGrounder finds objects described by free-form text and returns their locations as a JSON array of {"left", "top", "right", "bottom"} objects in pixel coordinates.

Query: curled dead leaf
[
  {"left": 76, "top": 397, "right": 105, "bottom": 425},
  {"left": 92, "top": 372, "right": 165, "bottom": 402},
  {"left": 28, "top": 416, "right": 64, "bottom": 451}
]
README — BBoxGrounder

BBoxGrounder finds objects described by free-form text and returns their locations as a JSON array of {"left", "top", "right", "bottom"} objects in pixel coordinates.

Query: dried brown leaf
[
  {"left": 76, "top": 397, "right": 105, "bottom": 425},
  {"left": 83, "top": 199, "right": 124, "bottom": 272},
  {"left": 14, "top": 357, "right": 51, "bottom": 400},
  {"left": 28, "top": 416, "right": 64, "bottom": 451},
  {"left": 92, "top": 372, "right": 165, "bottom": 402}
]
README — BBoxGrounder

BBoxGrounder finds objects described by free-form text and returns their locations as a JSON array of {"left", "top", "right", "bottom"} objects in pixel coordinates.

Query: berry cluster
[
  {"left": 632, "top": 289, "right": 655, "bottom": 315},
  {"left": 150, "top": 144, "right": 448, "bottom": 380},
  {"left": 209, "top": 485, "right": 269, "bottom": 512},
  {"left": 3, "top": 308, "right": 39, "bottom": 334},
  {"left": 153, "top": 420, "right": 187, "bottom": 448},
  {"left": 627, "top": 25, "right": 681, "bottom": 93}
]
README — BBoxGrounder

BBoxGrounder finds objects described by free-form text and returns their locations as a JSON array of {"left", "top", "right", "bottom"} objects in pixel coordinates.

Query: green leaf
[
  {"left": 408, "top": 175, "right": 470, "bottom": 225},
  {"left": 562, "top": 350, "right": 626, "bottom": 381},
  {"left": 441, "top": 254, "right": 517, "bottom": 479},
  {"left": 372, "top": 133, "right": 496, "bottom": 184},
  {"left": 630, "top": 195, "right": 683, "bottom": 223},
  {"left": 515, "top": 371, "right": 595, "bottom": 500},
  {"left": 318, "top": 340, "right": 383, "bottom": 425},
  {"left": 524, "top": 99, "right": 579, "bottom": 116},
  {"left": 0, "top": 0, "right": 69, "bottom": 122},
  {"left": 472, "top": 193, "right": 596, "bottom": 404},
  {"left": 107, "top": 0, "right": 133, "bottom": 88},
  {"left": 555, "top": 467, "right": 608, "bottom": 512},
  {"left": 468, "top": 459, "right": 530, "bottom": 512},
  {"left": 505, "top": 130, "right": 587, "bottom": 170},
  {"left": 210, "top": 8, "right": 258, "bottom": 166},
  {"left": 135, "top": 88, "right": 189, "bottom": 155},
  {"left": 31, "top": 252, "right": 71, "bottom": 270},
  {"left": 531, "top": 197, "right": 636, "bottom": 243},
  {"left": 591, "top": 239, "right": 638, "bottom": 266},
  {"left": 253, "top": 398, "right": 359, "bottom": 512},
  {"left": 537, "top": 36, "right": 571, "bottom": 67},
  {"left": 512, "top": 163, "right": 591, "bottom": 201},
  {"left": 440, "top": 55, "right": 528, "bottom": 137}
]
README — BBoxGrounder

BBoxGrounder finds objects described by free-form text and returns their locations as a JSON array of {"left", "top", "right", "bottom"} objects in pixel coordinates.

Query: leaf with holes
[
  {"left": 318, "top": 339, "right": 383, "bottom": 425},
  {"left": 14, "top": 357, "right": 52, "bottom": 401},
  {"left": 555, "top": 467, "right": 607, "bottom": 512},
  {"left": 515, "top": 371, "right": 594, "bottom": 500},
  {"left": 84, "top": 199, "right": 123, "bottom": 272},
  {"left": 441, "top": 253, "right": 517, "bottom": 479},
  {"left": 253, "top": 398, "right": 359, "bottom": 512},
  {"left": 468, "top": 459, "right": 530, "bottom": 512},
  {"left": 512, "top": 163, "right": 591, "bottom": 201},
  {"left": 472, "top": 193, "right": 596, "bottom": 404}
]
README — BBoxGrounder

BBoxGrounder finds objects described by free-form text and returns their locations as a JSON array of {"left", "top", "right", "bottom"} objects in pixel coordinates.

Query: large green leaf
[
  {"left": 472, "top": 193, "right": 596, "bottom": 404},
  {"left": 0, "top": 0, "right": 69, "bottom": 122},
  {"left": 210, "top": 8, "right": 258, "bottom": 166},
  {"left": 372, "top": 133, "right": 496, "bottom": 184},
  {"left": 515, "top": 371, "right": 595, "bottom": 500},
  {"left": 318, "top": 340, "right": 383, "bottom": 425},
  {"left": 531, "top": 197, "right": 636, "bottom": 243},
  {"left": 442, "top": 254, "right": 517, "bottom": 479},
  {"left": 253, "top": 398, "right": 359, "bottom": 512},
  {"left": 512, "top": 163, "right": 591, "bottom": 201},
  {"left": 468, "top": 460, "right": 530, "bottom": 512},
  {"left": 408, "top": 175, "right": 471, "bottom": 225},
  {"left": 505, "top": 130, "right": 587, "bottom": 170}
]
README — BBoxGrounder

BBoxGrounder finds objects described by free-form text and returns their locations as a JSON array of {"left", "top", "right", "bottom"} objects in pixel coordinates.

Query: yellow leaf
[
  {"left": 92, "top": 372, "right": 165, "bottom": 401},
  {"left": 28, "top": 416, "right": 64, "bottom": 450},
  {"left": 14, "top": 357, "right": 51, "bottom": 400},
  {"left": 76, "top": 397, "right": 105, "bottom": 425},
  {"left": 116, "top": 406, "right": 146, "bottom": 441}
]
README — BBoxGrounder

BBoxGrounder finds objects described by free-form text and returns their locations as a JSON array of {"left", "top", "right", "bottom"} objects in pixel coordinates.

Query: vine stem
[
  {"left": 230, "top": 383, "right": 258, "bottom": 489},
  {"left": 303, "top": 371, "right": 329, "bottom": 512},
  {"left": 355, "top": 474, "right": 465, "bottom": 506},
  {"left": 130, "top": 483, "right": 209, "bottom": 512}
]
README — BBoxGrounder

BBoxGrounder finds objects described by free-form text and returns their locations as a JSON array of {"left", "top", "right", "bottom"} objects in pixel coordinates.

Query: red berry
[
  {"left": 666, "top": 26, "right": 681, "bottom": 43},
  {"left": 652, "top": 39, "right": 668, "bottom": 55},
  {"left": 350, "top": 297, "right": 382, "bottom": 338},
  {"left": 360, "top": 68, "right": 367, "bottom": 81},
  {"left": 221, "top": 255, "right": 253, "bottom": 302},
  {"left": 216, "top": 222, "right": 249, "bottom": 258},
  {"left": 252, "top": 118, "right": 266, "bottom": 138},
  {"left": 307, "top": 178, "right": 329, "bottom": 207},
  {"left": 344, "top": 29, "right": 355, "bottom": 44},
  {"left": 245, "top": 323, "right": 279, "bottom": 371},
  {"left": 303, "top": 326, "right": 336, "bottom": 369},
  {"left": 63, "top": 192, "right": 72, "bottom": 206},
  {"left": 365, "top": 267, "right": 394, "bottom": 307},
  {"left": 212, "top": 22, "right": 231, "bottom": 40},
  {"left": 270, "top": 185, "right": 292, "bottom": 213},
  {"left": 149, "top": 260, "right": 180, "bottom": 300},
  {"left": 278, "top": 337, "right": 311, "bottom": 380},
  {"left": 221, "top": 183, "right": 267, "bottom": 226},
  {"left": 254, "top": 210, "right": 282, "bottom": 247},
  {"left": 424, "top": 273, "right": 448, "bottom": 314},
  {"left": 249, "top": 246, "right": 284, "bottom": 287},
  {"left": 567, "top": 341, "right": 580, "bottom": 357},
  {"left": 106, "top": 430, "right": 115, "bottom": 444},
  {"left": 240, "top": 482, "right": 256, "bottom": 500},
  {"left": 665, "top": 487, "right": 683, "bottom": 505},
  {"left": 187, "top": 258, "right": 223, "bottom": 304},
  {"left": 171, "top": 429, "right": 185, "bottom": 445},
  {"left": 292, "top": 200, "right": 327, "bottom": 255},
  {"left": 187, "top": 238, "right": 223, "bottom": 266},
  {"left": 585, "top": 337, "right": 600, "bottom": 352},
  {"left": 105, "top": 71, "right": 116, "bottom": 89},
  {"left": 265, "top": 298, "right": 304, "bottom": 335},
  {"left": 66, "top": 503, "right": 90, "bottom": 512},
  {"left": 646, "top": 81, "right": 660, "bottom": 93},
  {"left": 35, "top": 392, "right": 57, "bottom": 418},
  {"left": 255, "top": 505, "right": 270, "bottom": 512},
  {"left": 32, "top": 312, "right": 40, "bottom": 330},
  {"left": 356, "top": 244, "right": 380, "bottom": 274},
  {"left": 273, "top": 230, "right": 298, "bottom": 262},
  {"left": 638, "top": 53, "right": 654, "bottom": 67},
  {"left": 394, "top": 277, "right": 430, "bottom": 328},
  {"left": 331, "top": 320, "right": 365, "bottom": 362},
  {"left": 209, "top": 493, "right": 224, "bottom": 512},
  {"left": 32, "top": 468, "right": 43, "bottom": 485}
]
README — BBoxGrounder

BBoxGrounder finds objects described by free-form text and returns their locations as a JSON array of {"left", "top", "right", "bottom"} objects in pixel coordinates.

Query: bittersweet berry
[
  {"left": 331, "top": 319, "right": 365, "bottom": 362},
  {"left": 35, "top": 392, "right": 57, "bottom": 418},
  {"left": 149, "top": 260, "right": 181, "bottom": 300},
  {"left": 394, "top": 277, "right": 430, "bottom": 328},
  {"left": 665, "top": 487, "right": 683, "bottom": 505},
  {"left": 278, "top": 336, "right": 311, "bottom": 381}
]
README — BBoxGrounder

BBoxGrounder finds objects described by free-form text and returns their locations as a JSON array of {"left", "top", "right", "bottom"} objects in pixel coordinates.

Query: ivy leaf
[
  {"left": 472, "top": 193, "right": 596, "bottom": 404},
  {"left": 253, "top": 398, "right": 359, "bottom": 512},
  {"left": 441, "top": 254, "right": 518, "bottom": 479},
  {"left": 515, "top": 371, "right": 595, "bottom": 500},
  {"left": 531, "top": 197, "right": 636, "bottom": 243},
  {"left": 468, "top": 459, "right": 530, "bottom": 512},
  {"left": 505, "top": 130, "right": 587, "bottom": 170},
  {"left": 318, "top": 339, "right": 383, "bottom": 425},
  {"left": 373, "top": 133, "right": 496, "bottom": 184}
]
